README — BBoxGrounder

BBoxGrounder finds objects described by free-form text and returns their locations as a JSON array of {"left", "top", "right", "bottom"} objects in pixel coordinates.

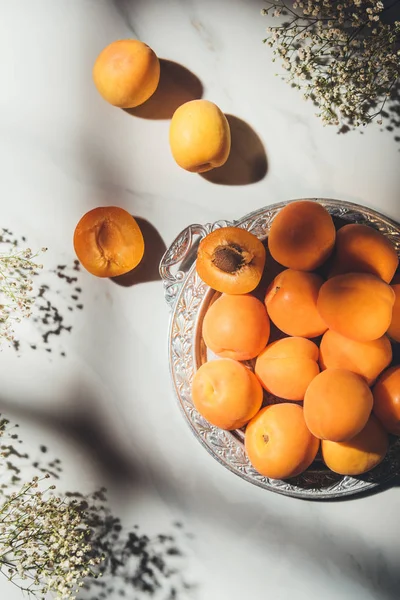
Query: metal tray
[{"left": 160, "top": 199, "right": 400, "bottom": 499}]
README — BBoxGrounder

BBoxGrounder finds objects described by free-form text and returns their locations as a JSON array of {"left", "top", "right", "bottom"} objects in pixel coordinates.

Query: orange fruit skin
[
  {"left": 265, "top": 269, "right": 327, "bottom": 338},
  {"left": 387, "top": 283, "right": 400, "bottom": 342},
  {"left": 322, "top": 417, "right": 388, "bottom": 475},
  {"left": 93, "top": 40, "right": 160, "bottom": 108},
  {"left": 255, "top": 337, "right": 319, "bottom": 401},
  {"left": 245, "top": 404, "right": 320, "bottom": 479},
  {"left": 319, "top": 330, "right": 392, "bottom": 386},
  {"left": 202, "top": 294, "right": 270, "bottom": 361},
  {"left": 192, "top": 359, "right": 263, "bottom": 430},
  {"left": 317, "top": 273, "right": 395, "bottom": 342},
  {"left": 268, "top": 201, "right": 336, "bottom": 271},
  {"left": 304, "top": 369, "right": 373, "bottom": 441},
  {"left": 329, "top": 223, "right": 399, "bottom": 283},
  {"left": 196, "top": 227, "right": 266, "bottom": 294},
  {"left": 73, "top": 206, "right": 144, "bottom": 278},
  {"left": 169, "top": 100, "right": 231, "bottom": 173},
  {"left": 373, "top": 365, "right": 400, "bottom": 435}
]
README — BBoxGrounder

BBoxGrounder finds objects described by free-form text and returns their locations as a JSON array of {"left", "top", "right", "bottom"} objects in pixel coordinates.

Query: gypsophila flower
[{"left": 262, "top": 0, "right": 400, "bottom": 127}]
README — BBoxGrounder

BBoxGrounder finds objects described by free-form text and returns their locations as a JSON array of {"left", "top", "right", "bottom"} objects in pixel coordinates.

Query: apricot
[
  {"left": 268, "top": 200, "right": 336, "bottom": 271},
  {"left": 304, "top": 369, "right": 373, "bottom": 441},
  {"left": 322, "top": 417, "right": 388, "bottom": 475},
  {"left": 93, "top": 40, "right": 160, "bottom": 108},
  {"left": 202, "top": 294, "right": 270, "bottom": 361},
  {"left": 329, "top": 223, "right": 398, "bottom": 283},
  {"left": 387, "top": 283, "right": 400, "bottom": 342},
  {"left": 317, "top": 273, "right": 395, "bottom": 342},
  {"left": 265, "top": 269, "right": 327, "bottom": 338},
  {"left": 196, "top": 227, "right": 266, "bottom": 294},
  {"left": 169, "top": 100, "right": 231, "bottom": 173},
  {"left": 73, "top": 206, "right": 144, "bottom": 277},
  {"left": 373, "top": 366, "right": 400, "bottom": 435},
  {"left": 245, "top": 404, "right": 320, "bottom": 479},
  {"left": 192, "top": 359, "right": 263, "bottom": 430},
  {"left": 255, "top": 337, "right": 319, "bottom": 401},
  {"left": 319, "top": 330, "right": 392, "bottom": 386}
]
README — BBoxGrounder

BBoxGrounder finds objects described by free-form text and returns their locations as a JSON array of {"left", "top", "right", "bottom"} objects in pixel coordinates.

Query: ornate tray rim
[{"left": 160, "top": 198, "right": 400, "bottom": 500}]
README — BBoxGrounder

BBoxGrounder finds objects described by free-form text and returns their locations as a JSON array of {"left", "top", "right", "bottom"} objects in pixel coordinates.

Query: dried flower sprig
[
  {"left": 0, "top": 246, "right": 47, "bottom": 344},
  {"left": 262, "top": 0, "right": 400, "bottom": 127}
]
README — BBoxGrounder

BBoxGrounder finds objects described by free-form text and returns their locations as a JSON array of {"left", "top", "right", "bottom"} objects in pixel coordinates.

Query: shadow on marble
[
  {"left": 125, "top": 59, "right": 203, "bottom": 120},
  {"left": 111, "top": 216, "right": 166, "bottom": 287},
  {"left": 201, "top": 115, "right": 268, "bottom": 186}
]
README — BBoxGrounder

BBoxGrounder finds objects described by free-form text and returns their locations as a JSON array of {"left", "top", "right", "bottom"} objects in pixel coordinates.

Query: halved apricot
[
  {"left": 73, "top": 206, "right": 144, "bottom": 277},
  {"left": 196, "top": 227, "right": 266, "bottom": 294}
]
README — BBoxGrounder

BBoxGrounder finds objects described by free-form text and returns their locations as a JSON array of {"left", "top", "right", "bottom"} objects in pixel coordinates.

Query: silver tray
[{"left": 160, "top": 199, "right": 400, "bottom": 500}]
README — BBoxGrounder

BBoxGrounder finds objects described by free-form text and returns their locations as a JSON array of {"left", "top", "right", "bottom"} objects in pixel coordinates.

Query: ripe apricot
[
  {"left": 93, "top": 40, "right": 160, "bottom": 108},
  {"left": 387, "top": 283, "right": 400, "bottom": 342},
  {"left": 373, "top": 366, "right": 400, "bottom": 435},
  {"left": 268, "top": 200, "right": 336, "bottom": 271},
  {"left": 317, "top": 273, "right": 395, "bottom": 342},
  {"left": 319, "top": 330, "right": 392, "bottom": 386},
  {"left": 245, "top": 404, "right": 320, "bottom": 479},
  {"left": 202, "top": 294, "right": 270, "bottom": 361},
  {"left": 329, "top": 223, "right": 398, "bottom": 283},
  {"left": 265, "top": 269, "right": 327, "bottom": 338},
  {"left": 322, "top": 417, "right": 388, "bottom": 475},
  {"left": 255, "top": 337, "right": 319, "bottom": 401},
  {"left": 73, "top": 206, "right": 144, "bottom": 277},
  {"left": 192, "top": 359, "right": 263, "bottom": 430},
  {"left": 169, "top": 100, "right": 231, "bottom": 173},
  {"left": 196, "top": 227, "right": 266, "bottom": 294},
  {"left": 304, "top": 369, "right": 373, "bottom": 441}
]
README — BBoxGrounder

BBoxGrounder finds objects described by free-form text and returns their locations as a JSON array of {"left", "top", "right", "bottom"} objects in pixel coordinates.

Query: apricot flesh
[
  {"left": 196, "top": 227, "right": 266, "bottom": 294},
  {"left": 255, "top": 337, "right": 319, "bottom": 401},
  {"left": 245, "top": 404, "right": 320, "bottom": 479},
  {"left": 192, "top": 359, "right": 263, "bottom": 430},
  {"left": 73, "top": 206, "right": 144, "bottom": 277}
]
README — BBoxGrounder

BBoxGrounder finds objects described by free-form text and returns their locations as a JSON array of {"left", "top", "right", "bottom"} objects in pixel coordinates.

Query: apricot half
[
  {"left": 268, "top": 200, "right": 336, "bottom": 271},
  {"left": 304, "top": 369, "right": 373, "bottom": 442},
  {"left": 373, "top": 365, "right": 400, "bottom": 435},
  {"left": 73, "top": 206, "right": 144, "bottom": 277},
  {"left": 322, "top": 417, "right": 388, "bottom": 476},
  {"left": 245, "top": 404, "right": 320, "bottom": 479},
  {"left": 319, "top": 330, "right": 392, "bottom": 386},
  {"left": 202, "top": 294, "right": 270, "bottom": 361},
  {"left": 192, "top": 359, "right": 263, "bottom": 430},
  {"left": 196, "top": 227, "right": 266, "bottom": 294},
  {"left": 317, "top": 273, "right": 395, "bottom": 342},
  {"left": 329, "top": 223, "right": 398, "bottom": 283},
  {"left": 255, "top": 337, "right": 319, "bottom": 401}
]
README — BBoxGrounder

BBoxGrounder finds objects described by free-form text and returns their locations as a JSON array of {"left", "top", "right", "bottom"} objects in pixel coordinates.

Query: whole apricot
[
  {"left": 329, "top": 223, "right": 398, "bottom": 283},
  {"left": 255, "top": 337, "right": 319, "bottom": 401},
  {"left": 322, "top": 417, "right": 388, "bottom": 475},
  {"left": 373, "top": 366, "right": 400, "bottom": 435},
  {"left": 192, "top": 359, "right": 263, "bottom": 430},
  {"left": 93, "top": 40, "right": 160, "bottom": 108},
  {"left": 304, "top": 369, "right": 373, "bottom": 441},
  {"left": 317, "top": 273, "right": 395, "bottom": 342},
  {"left": 196, "top": 227, "right": 266, "bottom": 294},
  {"left": 245, "top": 404, "right": 320, "bottom": 479},
  {"left": 268, "top": 200, "right": 336, "bottom": 271},
  {"left": 169, "top": 100, "right": 231, "bottom": 173},
  {"left": 319, "top": 330, "right": 392, "bottom": 386},
  {"left": 73, "top": 206, "right": 144, "bottom": 277},
  {"left": 387, "top": 283, "right": 400, "bottom": 342},
  {"left": 265, "top": 269, "right": 327, "bottom": 338},
  {"left": 202, "top": 294, "right": 270, "bottom": 361}
]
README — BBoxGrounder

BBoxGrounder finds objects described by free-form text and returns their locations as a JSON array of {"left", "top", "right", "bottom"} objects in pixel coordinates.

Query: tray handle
[{"left": 160, "top": 220, "right": 233, "bottom": 309}]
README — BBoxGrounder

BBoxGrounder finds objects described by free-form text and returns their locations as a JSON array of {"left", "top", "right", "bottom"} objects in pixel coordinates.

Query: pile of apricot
[{"left": 192, "top": 200, "right": 400, "bottom": 480}]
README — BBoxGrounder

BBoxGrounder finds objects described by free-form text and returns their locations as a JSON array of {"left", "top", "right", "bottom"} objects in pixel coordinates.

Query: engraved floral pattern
[{"left": 161, "top": 199, "right": 400, "bottom": 499}]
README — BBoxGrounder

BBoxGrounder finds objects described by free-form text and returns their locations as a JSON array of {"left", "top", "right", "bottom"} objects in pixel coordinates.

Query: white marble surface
[{"left": 0, "top": 1, "right": 400, "bottom": 599}]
